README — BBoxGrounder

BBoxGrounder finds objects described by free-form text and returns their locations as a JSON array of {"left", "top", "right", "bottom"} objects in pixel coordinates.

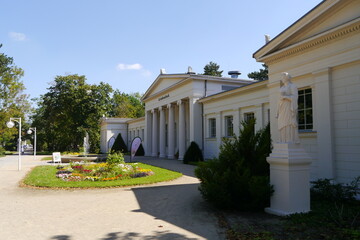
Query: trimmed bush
[
  {"left": 183, "top": 141, "right": 204, "bottom": 164},
  {"left": 135, "top": 143, "right": 145, "bottom": 156},
  {"left": 111, "top": 133, "right": 128, "bottom": 153},
  {"left": 195, "top": 119, "right": 273, "bottom": 210}
]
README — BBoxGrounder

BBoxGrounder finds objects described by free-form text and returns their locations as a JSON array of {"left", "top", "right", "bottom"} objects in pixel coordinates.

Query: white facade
[
  {"left": 100, "top": 118, "right": 132, "bottom": 153},
  {"left": 253, "top": 0, "right": 360, "bottom": 183},
  {"left": 100, "top": 0, "right": 360, "bottom": 184},
  {"left": 141, "top": 73, "right": 255, "bottom": 160},
  {"left": 127, "top": 117, "right": 146, "bottom": 147},
  {"left": 199, "top": 80, "right": 270, "bottom": 159}
]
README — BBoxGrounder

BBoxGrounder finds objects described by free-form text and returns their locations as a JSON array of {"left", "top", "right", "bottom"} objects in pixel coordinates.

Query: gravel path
[{"left": 0, "top": 154, "right": 224, "bottom": 240}]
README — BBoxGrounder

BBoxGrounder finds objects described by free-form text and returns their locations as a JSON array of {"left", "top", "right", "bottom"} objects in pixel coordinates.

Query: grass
[
  {"left": 22, "top": 163, "right": 182, "bottom": 189},
  {"left": 222, "top": 200, "right": 360, "bottom": 240}
]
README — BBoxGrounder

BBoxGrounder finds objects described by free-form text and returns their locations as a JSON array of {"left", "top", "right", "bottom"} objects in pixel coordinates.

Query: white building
[{"left": 100, "top": 0, "right": 360, "bottom": 184}]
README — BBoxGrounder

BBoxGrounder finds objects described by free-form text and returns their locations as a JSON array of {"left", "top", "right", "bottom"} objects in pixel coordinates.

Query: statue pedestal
[{"left": 265, "top": 143, "right": 312, "bottom": 216}]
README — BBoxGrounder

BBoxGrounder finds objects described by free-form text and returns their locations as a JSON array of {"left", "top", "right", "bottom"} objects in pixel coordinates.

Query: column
[
  {"left": 151, "top": 109, "right": 158, "bottom": 157},
  {"left": 189, "top": 97, "right": 202, "bottom": 146},
  {"left": 313, "top": 68, "right": 335, "bottom": 179},
  {"left": 167, "top": 103, "right": 175, "bottom": 159},
  {"left": 178, "top": 100, "right": 186, "bottom": 160},
  {"left": 145, "top": 110, "right": 152, "bottom": 156},
  {"left": 159, "top": 106, "right": 166, "bottom": 158}
]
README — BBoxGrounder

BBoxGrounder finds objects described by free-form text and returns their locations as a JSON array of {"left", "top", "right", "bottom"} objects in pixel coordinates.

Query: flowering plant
[{"left": 56, "top": 160, "right": 154, "bottom": 182}]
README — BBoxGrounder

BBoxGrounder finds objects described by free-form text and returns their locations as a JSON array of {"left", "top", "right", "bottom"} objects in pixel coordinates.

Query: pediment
[
  {"left": 254, "top": 0, "right": 360, "bottom": 61},
  {"left": 142, "top": 74, "right": 188, "bottom": 101}
]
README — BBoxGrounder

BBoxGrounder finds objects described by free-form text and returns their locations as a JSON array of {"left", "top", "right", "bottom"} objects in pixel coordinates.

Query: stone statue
[{"left": 276, "top": 72, "right": 300, "bottom": 143}]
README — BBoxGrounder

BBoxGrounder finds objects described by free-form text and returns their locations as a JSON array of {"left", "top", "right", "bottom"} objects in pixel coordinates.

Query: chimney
[
  {"left": 187, "top": 66, "right": 195, "bottom": 74},
  {"left": 160, "top": 68, "right": 166, "bottom": 74},
  {"left": 228, "top": 71, "right": 241, "bottom": 78}
]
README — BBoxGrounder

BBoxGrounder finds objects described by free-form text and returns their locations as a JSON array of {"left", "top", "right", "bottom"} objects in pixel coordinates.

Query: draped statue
[{"left": 276, "top": 72, "right": 300, "bottom": 143}]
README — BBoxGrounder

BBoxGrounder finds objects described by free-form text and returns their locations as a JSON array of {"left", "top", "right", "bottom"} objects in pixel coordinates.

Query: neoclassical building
[{"left": 100, "top": 0, "right": 360, "bottom": 184}]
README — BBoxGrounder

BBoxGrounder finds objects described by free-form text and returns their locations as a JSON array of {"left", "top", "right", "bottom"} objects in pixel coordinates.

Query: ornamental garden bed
[{"left": 21, "top": 162, "right": 182, "bottom": 188}]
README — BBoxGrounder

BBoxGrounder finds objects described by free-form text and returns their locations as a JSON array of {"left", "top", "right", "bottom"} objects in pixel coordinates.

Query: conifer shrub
[
  {"left": 135, "top": 143, "right": 145, "bottom": 156},
  {"left": 195, "top": 119, "right": 273, "bottom": 210},
  {"left": 183, "top": 141, "right": 204, "bottom": 164},
  {"left": 111, "top": 133, "right": 128, "bottom": 153}
]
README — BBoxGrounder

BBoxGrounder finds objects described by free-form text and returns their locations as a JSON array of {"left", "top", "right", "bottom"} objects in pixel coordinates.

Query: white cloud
[
  {"left": 9, "top": 32, "right": 27, "bottom": 41},
  {"left": 116, "top": 63, "right": 143, "bottom": 71}
]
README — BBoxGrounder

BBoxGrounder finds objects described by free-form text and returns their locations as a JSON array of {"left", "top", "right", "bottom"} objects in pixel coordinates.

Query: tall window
[
  {"left": 208, "top": 118, "right": 216, "bottom": 138},
  {"left": 298, "top": 88, "right": 313, "bottom": 130},
  {"left": 244, "top": 112, "right": 255, "bottom": 123},
  {"left": 225, "top": 116, "right": 233, "bottom": 137}
]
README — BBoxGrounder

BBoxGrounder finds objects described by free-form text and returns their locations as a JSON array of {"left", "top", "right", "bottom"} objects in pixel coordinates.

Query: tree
[
  {"left": 247, "top": 64, "right": 268, "bottom": 81},
  {"left": 32, "top": 74, "right": 113, "bottom": 152},
  {"left": 203, "top": 61, "right": 223, "bottom": 77},
  {"left": 110, "top": 91, "right": 144, "bottom": 118},
  {"left": 0, "top": 44, "right": 31, "bottom": 150}
]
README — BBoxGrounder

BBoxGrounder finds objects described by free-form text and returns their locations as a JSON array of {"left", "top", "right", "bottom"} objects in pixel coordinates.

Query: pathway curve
[{"left": 0, "top": 154, "right": 224, "bottom": 240}]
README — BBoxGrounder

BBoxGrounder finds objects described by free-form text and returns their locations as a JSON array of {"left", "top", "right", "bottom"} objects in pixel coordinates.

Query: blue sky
[{"left": 1, "top": 0, "right": 322, "bottom": 101}]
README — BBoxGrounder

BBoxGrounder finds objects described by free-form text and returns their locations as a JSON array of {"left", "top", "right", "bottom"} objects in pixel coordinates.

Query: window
[
  {"left": 244, "top": 112, "right": 255, "bottom": 123},
  {"left": 225, "top": 116, "right": 233, "bottom": 137},
  {"left": 208, "top": 118, "right": 216, "bottom": 138},
  {"left": 298, "top": 88, "right": 313, "bottom": 130}
]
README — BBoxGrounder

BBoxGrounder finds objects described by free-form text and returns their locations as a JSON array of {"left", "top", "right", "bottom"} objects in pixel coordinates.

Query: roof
[
  {"left": 252, "top": 0, "right": 357, "bottom": 62},
  {"left": 141, "top": 73, "right": 255, "bottom": 102},
  {"left": 198, "top": 80, "right": 268, "bottom": 103}
]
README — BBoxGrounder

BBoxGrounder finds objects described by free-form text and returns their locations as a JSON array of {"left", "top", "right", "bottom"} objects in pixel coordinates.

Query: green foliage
[
  {"left": 195, "top": 120, "right": 273, "bottom": 210},
  {"left": 203, "top": 61, "right": 223, "bottom": 77},
  {"left": 311, "top": 177, "right": 360, "bottom": 203},
  {"left": 183, "top": 141, "right": 204, "bottom": 164},
  {"left": 111, "top": 133, "right": 128, "bottom": 153},
  {"left": 106, "top": 152, "right": 125, "bottom": 165},
  {"left": 0, "top": 44, "right": 31, "bottom": 150},
  {"left": 22, "top": 163, "right": 182, "bottom": 188},
  {"left": 0, "top": 146, "right": 5, "bottom": 156},
  {"left": 247, "top": 64, "right": 268, "bottom": 81},
  {"left": 110, "top": 91, "right": 144, "bottom": 118},
  {"left": 31, "top": 74, "right": 113, "bottom": 152}
]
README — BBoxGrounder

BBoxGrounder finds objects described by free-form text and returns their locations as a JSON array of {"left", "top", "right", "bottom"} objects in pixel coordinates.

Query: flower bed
[{"left": 56, "top": 162, "right": 154, "bottom": 182}]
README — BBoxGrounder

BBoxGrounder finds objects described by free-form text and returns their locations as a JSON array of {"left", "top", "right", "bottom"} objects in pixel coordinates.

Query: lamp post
[
  {"left": 6, "top": 117, "right": 22, "bottom": 171},
  {"left": 27, "top": 127, "right": 37, "bottom": 160}
]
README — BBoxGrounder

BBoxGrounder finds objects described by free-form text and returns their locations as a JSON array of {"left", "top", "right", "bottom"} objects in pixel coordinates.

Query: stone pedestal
[{"left": 265, "top": 143, "right": 312, "bottom": 216}]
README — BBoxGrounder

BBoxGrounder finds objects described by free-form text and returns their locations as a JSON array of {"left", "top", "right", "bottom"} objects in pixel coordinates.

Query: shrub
[
  {"left": 0, "top": 146, "right": 5, "bottom": 156},
  {"left": 106, "top": 152, "right": 125, "bottom": 165},
  {"left": 195, "top": 120, "right": 273, "bottom": 210},
  {"left": 183, "top": 141, "right": 204, "bottom": 164},
  {"left": 135, "top": 143, "right": 145, "bottom": 156},
  {"left": 111, "top": 133, "right": 128, "bottom": 153},
  {"left": 311, "top": 177, "right": 360, "bottom": 203}
]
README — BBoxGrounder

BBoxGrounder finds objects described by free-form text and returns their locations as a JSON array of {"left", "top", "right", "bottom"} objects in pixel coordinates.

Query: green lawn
[{"left": 22, "top": 163, "right": 182, "bottom": 188}]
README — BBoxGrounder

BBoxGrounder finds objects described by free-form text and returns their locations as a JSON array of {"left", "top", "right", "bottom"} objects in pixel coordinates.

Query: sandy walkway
[{"left": 0, "top": 155, "right": 224, "bottom": 240}]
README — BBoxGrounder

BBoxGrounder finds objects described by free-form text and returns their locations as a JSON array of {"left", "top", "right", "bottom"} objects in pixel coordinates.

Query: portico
[{"left": 141, "top": 71, "right": 254, "bottom": 159}]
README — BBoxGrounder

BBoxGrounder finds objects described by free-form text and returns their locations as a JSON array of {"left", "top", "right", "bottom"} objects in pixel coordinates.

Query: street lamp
[
  {"left": 6, "top": 117, "right": 22, "bottom": 171},
  {"left": 27, "top": 127, "right": 37, "bottom": 160}
]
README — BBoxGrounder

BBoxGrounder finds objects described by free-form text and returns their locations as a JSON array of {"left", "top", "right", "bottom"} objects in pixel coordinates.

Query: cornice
[{"left": 258, "top": 18, "right": 360, "bottom": 65}]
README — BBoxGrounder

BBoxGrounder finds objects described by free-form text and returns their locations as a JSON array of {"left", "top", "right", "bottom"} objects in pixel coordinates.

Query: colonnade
[{"left": 146, "top": 99, "right": 188, "bottom": 160}]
